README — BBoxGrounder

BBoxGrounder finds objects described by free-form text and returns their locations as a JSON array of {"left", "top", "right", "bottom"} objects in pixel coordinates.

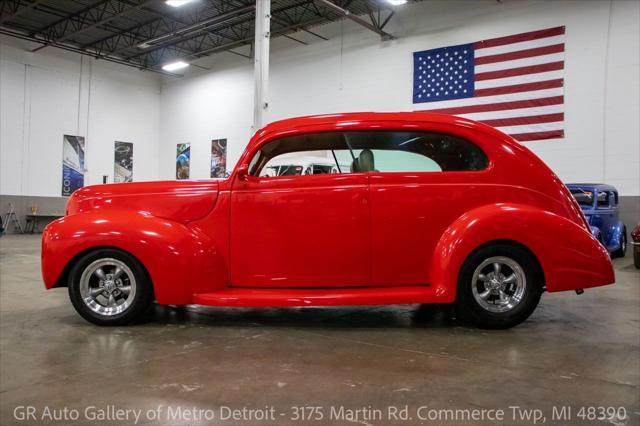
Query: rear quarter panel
[{"left": 430, "top": 203, "right": 614, "bottom": 302}]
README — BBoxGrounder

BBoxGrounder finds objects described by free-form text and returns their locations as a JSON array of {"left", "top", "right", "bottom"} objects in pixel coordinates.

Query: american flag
[{"left": 413, "top": 26, "right": 565, "bottom": 142}]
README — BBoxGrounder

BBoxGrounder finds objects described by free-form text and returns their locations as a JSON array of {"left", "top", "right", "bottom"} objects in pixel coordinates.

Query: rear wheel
[
  {"left": 611, "top": 228, "right": 627, "bottom": 258},
  {"left": 68, "top": 248, "right": 154, "bottom": 326},
  {"left": 456, "top": 243, "right": 543, "bottom": 329}
]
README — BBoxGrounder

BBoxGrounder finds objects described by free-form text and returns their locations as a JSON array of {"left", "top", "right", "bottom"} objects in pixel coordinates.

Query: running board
[{"left": 193, "top": 286, "right": 438, "bottom": 307}]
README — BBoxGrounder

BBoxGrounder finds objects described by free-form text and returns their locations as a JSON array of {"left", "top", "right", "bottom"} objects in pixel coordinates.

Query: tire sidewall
[
  {"left": 457, "top": 243, "right": 543, "bottom": 329},
  {"left": 68, "top": 248, "right": 153, "bottom": 325}
]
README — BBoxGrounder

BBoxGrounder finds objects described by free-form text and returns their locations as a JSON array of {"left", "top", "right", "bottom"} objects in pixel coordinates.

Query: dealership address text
[{"left": 13, "top": 404, "right": 630, "bottom": 424}]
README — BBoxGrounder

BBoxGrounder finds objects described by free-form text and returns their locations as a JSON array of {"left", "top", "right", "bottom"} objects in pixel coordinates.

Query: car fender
[
  {"left": 607, "top": 221, "right": 626, "bottom": 249},
  {"left": 42, "top": 211, "right": 228, "bottom": 304},
  {"left": 430, "top": 203, "right": 614, "bottom": 301}
]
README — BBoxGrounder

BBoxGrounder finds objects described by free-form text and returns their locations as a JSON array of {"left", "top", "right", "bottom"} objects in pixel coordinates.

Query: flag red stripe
[
  {"left": 511, "top": 130, "right": 564, "bottom": 142},
  {"left": 475, "top": 44, "right": 564, "bottom": 65},
  {"left": 474, "top": 79, "right": 563, "bottom": 97},
  {"left": 475, "top": 61, "right": 564, "bottom": 81},
  {"left": 474, "top": 26, "right": 565, "bottom": 50},
  {"left": 480, "top": 113, "right": 564, "bottom": 127},
  {"left": 422, "top": 96, "right": 564, "bottom": 115}
]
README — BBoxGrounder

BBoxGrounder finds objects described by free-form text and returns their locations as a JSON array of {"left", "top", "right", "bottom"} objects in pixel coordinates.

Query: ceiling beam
[
  {"left": 121, "top": 0, "right": 324, "bottom": 65},
  {"left": 31, "top": 0, "right": 161, "bottom": 53},
  {"left": 271, "top": 14, "right": 328, "bottom": 41},
  {"left": 313, "top": 0, "right": 393, "bottom": 40},
  {"left": 82, "top": 1, "right": 253, "bottom": 58},
  {"left": 126, "top": 3, "right": 255, "bottom": 58},
  {"left": 0, "top": 26, "right": 179, "bottom": 76},
  {"left": 182, "top": 13, "right": 332, "bottom": 61},
  {"left": 0, "top": 0, "right": 45, "bottom": 25}
]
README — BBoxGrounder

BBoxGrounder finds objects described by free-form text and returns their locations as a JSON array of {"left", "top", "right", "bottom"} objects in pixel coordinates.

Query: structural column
[{"left": 253, "top": 0, "right": 271, "bottom": 131}]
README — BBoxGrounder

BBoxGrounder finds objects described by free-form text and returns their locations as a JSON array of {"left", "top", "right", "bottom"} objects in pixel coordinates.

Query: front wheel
[
  {"left": 456, "top": 243, "right": 543, "bottom": 329},
  {"left": 68, "top": 248, "right": 154, "bottom": 325}
]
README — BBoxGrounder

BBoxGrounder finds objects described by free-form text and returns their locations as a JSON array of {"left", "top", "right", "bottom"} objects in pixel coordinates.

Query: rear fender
[
  {"left": 430, "top": 203, "right": 614, "bottom": 301},
  {"left": 606, "top": 222, "right": 626, "bottom": 249},
  {"left": 42, "top": 211, "right": 228, "bottom": 304}
]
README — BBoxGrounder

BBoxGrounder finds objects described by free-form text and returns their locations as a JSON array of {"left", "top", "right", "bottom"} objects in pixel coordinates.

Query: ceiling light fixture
[
  {"left": 387, "top": 0, "right": 408, "bottom": 5},
  {"left": 165, "top": 0, "right": 195, "bottom": 8},
  {"left": 162, "top": 61, "right": 190, "bottom": 72}
]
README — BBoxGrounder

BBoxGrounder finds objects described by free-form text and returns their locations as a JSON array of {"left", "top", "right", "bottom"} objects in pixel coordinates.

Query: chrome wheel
[
  {"left": 471, "top": 256, "right": 526, "bottom": 313},
  {"left": 79, "top": 258, "right": 137, "bottom": 316}
]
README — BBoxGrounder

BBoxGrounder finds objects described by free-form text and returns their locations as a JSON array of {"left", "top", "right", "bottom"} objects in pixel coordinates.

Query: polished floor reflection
[{"left": 1, "top": 234, "right": 639, "bottom": 425}]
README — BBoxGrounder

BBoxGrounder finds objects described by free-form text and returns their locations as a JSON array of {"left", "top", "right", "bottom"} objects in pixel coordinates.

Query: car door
[
  {"left": 229, "top": 138, "right": 370, "bottom": 288},
  {"left": 343, "top": 130, "right": 490, "bottom": 286},
  {"left": 596, "top": 190, "right": 613, "bottom": 248}
]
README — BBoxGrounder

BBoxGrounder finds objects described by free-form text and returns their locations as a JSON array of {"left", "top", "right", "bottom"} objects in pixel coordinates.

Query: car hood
[{"left": 67, "top": 180, "right": 220, "bottom": 224}]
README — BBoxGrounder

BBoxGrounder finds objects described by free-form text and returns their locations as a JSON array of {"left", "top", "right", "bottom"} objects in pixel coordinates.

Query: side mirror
[{"left": 236, "top": 164, "right": 249, "bottom": 180}]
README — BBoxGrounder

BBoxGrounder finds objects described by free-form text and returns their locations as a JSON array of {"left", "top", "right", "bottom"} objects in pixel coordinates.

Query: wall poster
[
  {"left": 210, "top": 138, "right": 227, "bottom": 178},
  {"left": 114, "top": 141, "right": 133, "bottom": 183},
  {"left": 62, "top": 134, "right": 85, "bottom": 196},
  {"left": 176, "top": 143, "right": 190, "bottom": 180}
]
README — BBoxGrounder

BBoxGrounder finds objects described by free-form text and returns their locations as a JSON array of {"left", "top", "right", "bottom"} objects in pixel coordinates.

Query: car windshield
[{"left": 570, "top": 189, "right": 594, "bottom": 207}]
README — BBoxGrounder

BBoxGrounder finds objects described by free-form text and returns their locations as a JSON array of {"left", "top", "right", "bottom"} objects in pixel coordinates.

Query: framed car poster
[
  {"left": 61, "top": 134, "right": 85, "bottom": 196},
  {"left": 114, "top": 141, "right": 133, "bottom": 183},
  {"left": 210, "top": 138, "right": 227, "bottom": 178},
  {"left": 176, "top": 143, "right": 190, "bottom": 179}
]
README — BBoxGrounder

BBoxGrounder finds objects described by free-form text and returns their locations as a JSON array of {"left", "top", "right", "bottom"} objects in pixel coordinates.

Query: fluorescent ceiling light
[
  {"left": 165, "top": 0, "right": 195, "bottom": 7},
  {"left": 387, "top": 0, "right": 408, "bottom": 5},
  {"left": 162, "top": 61, "right": 189, "bottom": 72}
]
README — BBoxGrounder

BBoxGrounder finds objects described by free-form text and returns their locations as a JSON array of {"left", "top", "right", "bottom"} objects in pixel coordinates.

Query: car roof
[
  {"left": 251, "top": 112, "right": 512, "bottom": 149},
  {"left": 566, "top": 183, "right": 618, "bottom": 192}
]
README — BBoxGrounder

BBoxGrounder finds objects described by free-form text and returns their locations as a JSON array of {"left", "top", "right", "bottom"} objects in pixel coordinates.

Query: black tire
[
  {"left": 456, "top": 243, "right": 543, "bottom": 329},
  {"left": 611, "top": 229, "right": 626, "bottom": 258},
  {"left": 68, "top": 248, "right": 154, "bottom": 326}
]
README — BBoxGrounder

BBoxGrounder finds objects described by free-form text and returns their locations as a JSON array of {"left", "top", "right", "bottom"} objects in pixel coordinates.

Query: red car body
[{"left": 42, "top": 112, "right": 614, "bottom": 309}]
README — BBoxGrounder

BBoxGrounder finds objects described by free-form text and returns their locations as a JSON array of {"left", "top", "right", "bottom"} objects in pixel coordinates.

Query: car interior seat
[{"left": 358, "top": 149, "right": 377, "bottom": 172}]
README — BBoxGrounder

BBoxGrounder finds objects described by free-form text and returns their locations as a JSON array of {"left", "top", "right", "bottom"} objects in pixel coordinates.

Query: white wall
[
  {"left": 159, "top": 0, "right": 640, "bottom": 196},
  {"left": 0, "top": 36, "right": 161, "bottom": 197}
]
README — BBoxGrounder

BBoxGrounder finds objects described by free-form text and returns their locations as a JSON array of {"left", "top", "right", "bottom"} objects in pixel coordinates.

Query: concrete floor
[{"left": 0, "top": 234, "right": 638, "bottom": 426}]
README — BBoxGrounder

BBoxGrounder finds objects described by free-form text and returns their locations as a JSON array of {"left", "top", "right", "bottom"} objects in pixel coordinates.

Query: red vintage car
[{"left": 41, "top": 112, "right": 615, "bottom": 328}]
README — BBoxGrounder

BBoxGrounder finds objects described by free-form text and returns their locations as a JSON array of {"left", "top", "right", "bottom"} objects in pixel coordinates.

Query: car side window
[
  {"left": 597, "top": 191, "right": 609, "bottom": 208},
  {"left": 612, "top": 191, "right": 619, "bottom": 206},
  {"left": 250, "top": 131, "right": 488, "bottom": 177}
]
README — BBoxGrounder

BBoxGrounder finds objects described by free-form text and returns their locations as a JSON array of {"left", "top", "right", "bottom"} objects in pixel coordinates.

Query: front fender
[
  {"left": 430, "top": 203, "right": 614, "bottom": 301},
  {"left": 42, "top": 211, "right": 227, "bottom": 304}
]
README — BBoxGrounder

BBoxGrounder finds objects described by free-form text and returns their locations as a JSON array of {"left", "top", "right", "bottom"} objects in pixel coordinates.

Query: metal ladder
[{"left": 2, "top": 203, "right": 24, "bottom": 234}]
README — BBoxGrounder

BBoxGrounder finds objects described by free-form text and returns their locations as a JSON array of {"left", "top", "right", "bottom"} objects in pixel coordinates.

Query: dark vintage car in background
[
  {"left": 567, "top": 183, "right": 627, "bottom": 258},
  {"left": 631, "top": 224, "right": 640, "bottom": 269}
]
